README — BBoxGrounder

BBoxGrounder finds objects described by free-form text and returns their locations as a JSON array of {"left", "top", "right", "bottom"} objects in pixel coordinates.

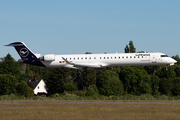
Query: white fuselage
[
  {"left": 40, "top": 52, "right": 176, "bottom": 69},
  {"left": 6, "top": 42, "right": 177, "bottom": 69}
]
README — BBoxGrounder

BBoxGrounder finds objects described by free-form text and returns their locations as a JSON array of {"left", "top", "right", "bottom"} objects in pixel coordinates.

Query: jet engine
[{"left": 39, "top": 54, "right": 55, "bottom": 61}]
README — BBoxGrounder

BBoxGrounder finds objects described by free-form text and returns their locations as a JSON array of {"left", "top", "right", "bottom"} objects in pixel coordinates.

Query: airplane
[{"left": 5, "top": 42, "right": 177, "bottom": 70}]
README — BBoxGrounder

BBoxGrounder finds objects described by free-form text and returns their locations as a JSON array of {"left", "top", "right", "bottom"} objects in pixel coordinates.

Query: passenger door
[{"left": 152, "top": 55, "right": 156, "bottom": 63}]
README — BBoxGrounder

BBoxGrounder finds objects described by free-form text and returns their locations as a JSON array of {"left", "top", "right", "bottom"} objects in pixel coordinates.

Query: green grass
[{"left": 0, "top": 100, "right": 180, "bottom": 120}]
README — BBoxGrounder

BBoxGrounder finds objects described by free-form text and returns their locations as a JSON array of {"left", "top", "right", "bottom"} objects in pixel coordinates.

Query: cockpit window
[{"left": 161, "top": 55, "right": 168, "bottom": 57}]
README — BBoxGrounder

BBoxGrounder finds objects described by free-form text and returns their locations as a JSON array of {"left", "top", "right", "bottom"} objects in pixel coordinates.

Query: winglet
[{"left": 62, "top": 57, "right": 74, "bottom": 65}]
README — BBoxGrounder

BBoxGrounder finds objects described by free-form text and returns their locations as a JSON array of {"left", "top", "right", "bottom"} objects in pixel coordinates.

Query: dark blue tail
[{"left": 6, "top": 42, "right": 45, "bottom": 67}]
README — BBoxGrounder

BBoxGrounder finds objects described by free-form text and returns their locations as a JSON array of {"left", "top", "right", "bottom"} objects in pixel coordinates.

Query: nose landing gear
[{"left": 166, "top": 65, "right": 168, "bottom": 71}]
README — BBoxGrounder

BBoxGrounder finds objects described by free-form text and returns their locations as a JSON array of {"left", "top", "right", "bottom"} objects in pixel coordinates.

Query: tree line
[{"left": 0, "top": 41, "right": 180, "bottom": 97}]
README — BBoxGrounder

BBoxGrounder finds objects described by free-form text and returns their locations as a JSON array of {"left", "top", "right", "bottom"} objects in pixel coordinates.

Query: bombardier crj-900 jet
[{"left": 6, "top": 42, "right": 176, "bottom": 70}]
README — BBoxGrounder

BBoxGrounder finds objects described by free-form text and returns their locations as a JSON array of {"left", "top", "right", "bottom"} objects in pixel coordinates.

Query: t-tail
[{"left": 5, "top": 42, "right": 45, "bottom": 67}]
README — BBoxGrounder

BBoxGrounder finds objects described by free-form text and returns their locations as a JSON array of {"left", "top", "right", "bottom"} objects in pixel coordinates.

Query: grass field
[{"left": 0, "top": 100, "right": 180, "bottom": 120}]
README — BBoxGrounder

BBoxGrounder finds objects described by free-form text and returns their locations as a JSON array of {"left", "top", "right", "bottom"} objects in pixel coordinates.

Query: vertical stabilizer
[{"left": 5, "top": 42, "right": 45, "bottom": 67}]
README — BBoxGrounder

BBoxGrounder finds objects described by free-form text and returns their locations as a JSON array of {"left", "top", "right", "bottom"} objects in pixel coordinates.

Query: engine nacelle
[{"left": 40, "top": 54, "right": 55, "bottom": 61}]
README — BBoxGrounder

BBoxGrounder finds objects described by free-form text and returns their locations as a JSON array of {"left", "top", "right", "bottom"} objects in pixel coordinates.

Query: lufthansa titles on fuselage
[{"left": 135, "top": 54, "right": 150, "bottom": 56}]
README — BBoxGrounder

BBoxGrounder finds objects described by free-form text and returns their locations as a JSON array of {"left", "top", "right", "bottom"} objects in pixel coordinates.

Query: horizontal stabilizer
[{"left": 5, "top": 42, "right": 24, "bottom": 47}]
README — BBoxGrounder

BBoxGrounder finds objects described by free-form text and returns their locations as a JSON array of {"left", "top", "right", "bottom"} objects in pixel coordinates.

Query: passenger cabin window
[
  {"left": 130, "top": 56, "right": 132, "bottom": 58},
  {"left": 115, "top": 57, "right": 116, "bottom": 59},
  {"left": 89, "top": 57, "right": 91, "bottom": 59},
  {"left": 94, "top": 57, "right": 96, "bottom": 59},
  {"left": 81, "top": 57, "right": 83, "bottom": 59},
  {"left": 100, "top": 57, "right": 102, "bottom": 59},
  {"left": 85, "top": 57, "right": 87, "bottom": 59},
  {"left": 104, "top": 57, "right": 105, "bottom": 59},
  {"left": 111, "top": 57, "right": 112, "bottom": 59},
  {"left": 70, "top": 58, "right": 71, "bottom": 60},
  {"left": 134, "top": 56, "right": 136, "bottom": 58},
  {"left": 122, "top": 57, "right": 124, "bottom": 59},
  {"left": 126, "top": 56, "right": 128, "bottom": 58},
  {"left": 107, "top": 57, "right": 109, "bottom": 59},
  {"left": 119, "top": 57, "right": 120, "bottom": 59}
]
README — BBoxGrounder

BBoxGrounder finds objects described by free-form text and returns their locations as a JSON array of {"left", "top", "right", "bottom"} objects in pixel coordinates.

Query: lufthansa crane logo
[{"left": 19, "top": 48, "right": 29, "bottom": 57}]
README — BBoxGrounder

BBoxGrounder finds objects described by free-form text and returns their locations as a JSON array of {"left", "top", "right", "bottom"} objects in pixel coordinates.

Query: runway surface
[{"left": 1, "top": 101, "right": 180, "bottom": 104}]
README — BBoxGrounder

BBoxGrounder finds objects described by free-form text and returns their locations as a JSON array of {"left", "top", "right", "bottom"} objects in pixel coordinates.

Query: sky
[{"left": 0, "top": 0, "right": 180, "bottom": 60}]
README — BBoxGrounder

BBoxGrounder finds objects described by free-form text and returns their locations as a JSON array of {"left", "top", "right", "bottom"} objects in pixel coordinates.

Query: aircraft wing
[
  {"left": 73, "top": 63, "right": 102, "bottom": 68},
  {"left": 62, "top": 57, "right": 106, "bottom": 68}
]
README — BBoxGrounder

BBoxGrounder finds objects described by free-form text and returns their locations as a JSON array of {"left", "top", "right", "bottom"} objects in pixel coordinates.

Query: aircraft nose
[
  {"left": 169, "top": 58, "right": 177, "bottom": 66},
  {"left": 172, "top": 59, "right": 177, "bottom": 63}
]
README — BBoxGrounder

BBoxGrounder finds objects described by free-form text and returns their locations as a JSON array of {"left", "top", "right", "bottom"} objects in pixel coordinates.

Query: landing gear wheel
[{"left": 166, "top": 65, "right": 168, "bottom": 71}]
